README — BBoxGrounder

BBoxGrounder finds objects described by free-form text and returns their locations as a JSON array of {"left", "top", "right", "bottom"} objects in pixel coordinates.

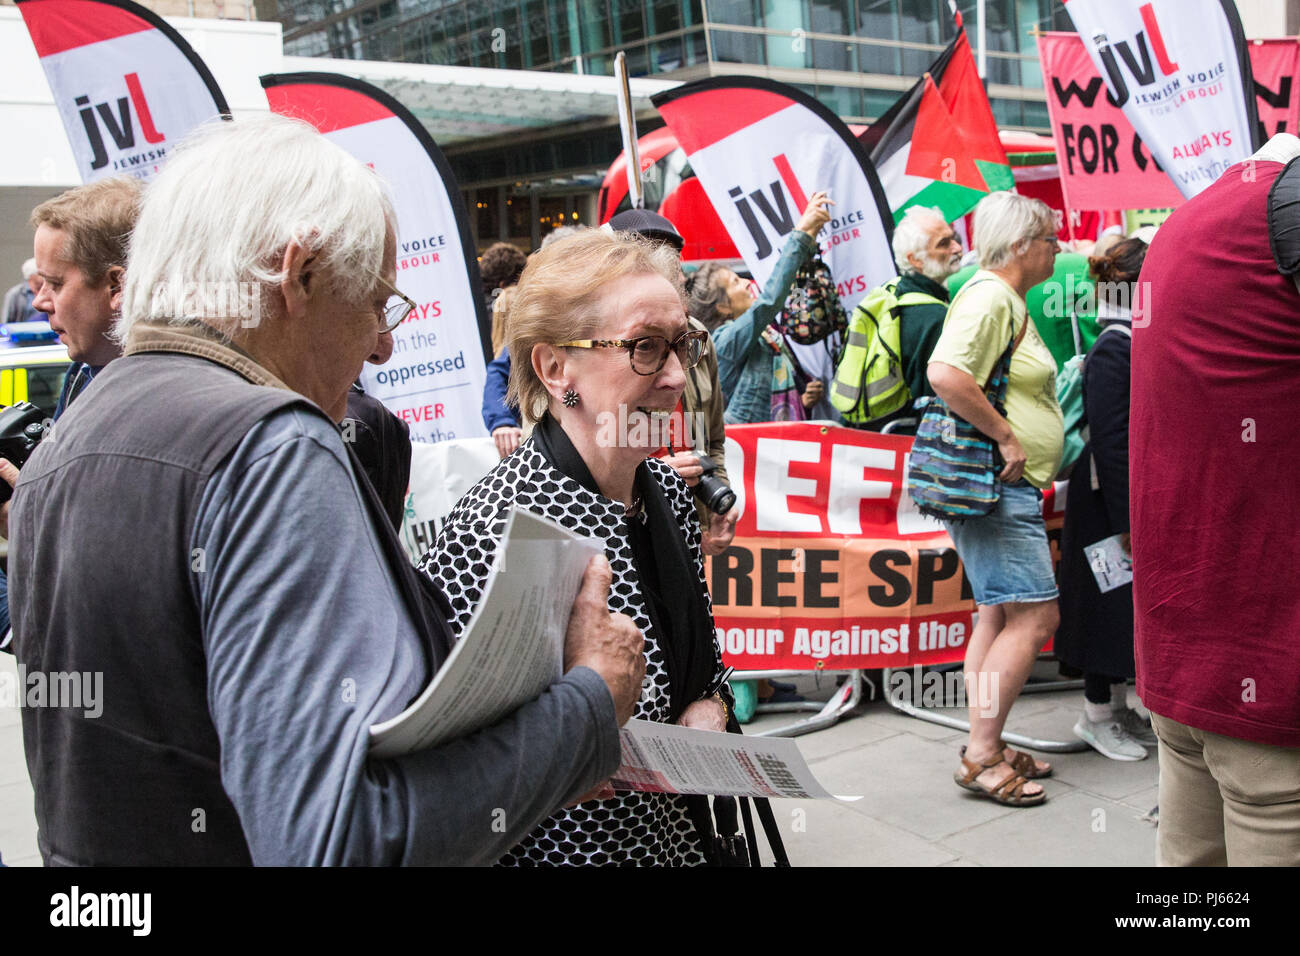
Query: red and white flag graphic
[
  {"left": 18, "top": 0, "right": 228, "bottom": 182},
  {"left": 262, "top": 73, "right": 489, "bottom": 445}
]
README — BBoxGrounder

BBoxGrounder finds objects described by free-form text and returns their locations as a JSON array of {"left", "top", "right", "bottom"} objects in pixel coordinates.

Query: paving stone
[
  {"left": 1050, "top": 745, "right": 1160, "bottom": 800},
  {"left": 941, "top": 789, "right": 1156, "bottom": 867},
  {"left": 854, "top": 701, "right": 968, "bottom": 742},
  {"left": 0, "top": 780, "right": 38, "bottom": 864},
  {"left": 0, "top": 653, "right": 20, "bottom": 730},
  {"left": 766, "top": 796, "right": 958, "bottom": 866},
  {"left": 1117, "top": 785, "right": 1160, "bottom": 815},
  {"left": 819, "top": 733, "right": 1030, "bottom": 840},
  {"left": 748, "top": 705, "right": 898, "bottom": 762},
  {"left": 0, "top": 730, "right": 28, "bottom": 787}
]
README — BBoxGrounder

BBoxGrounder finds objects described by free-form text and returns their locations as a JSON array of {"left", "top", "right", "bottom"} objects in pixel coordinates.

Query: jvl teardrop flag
[
  {"left": 652, "top": 77, "right": 895, "bottom": 316},
  {"left": 860, "top": 21, "right": 1014, "bottom": 223},
  {"left": 1063, "top": 0, "right": 1259, "bottom": 198},
  {"left": 262, "top": 73, "right": 489, "bottom": 444},
  {"left": 18, "top": 0, "right": 228, "bottom": 182}
]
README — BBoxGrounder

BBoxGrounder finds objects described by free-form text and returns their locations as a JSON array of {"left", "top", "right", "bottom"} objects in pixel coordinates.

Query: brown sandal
[
  {"left": 954, "top": 750, "right": 1047, "bottom": 807},
  {"left": 960, "top": 743, "right": 1052, "bottom": 779},
  {"left": 1005, "top": 746, "right": 1052, "bottom": 780}
]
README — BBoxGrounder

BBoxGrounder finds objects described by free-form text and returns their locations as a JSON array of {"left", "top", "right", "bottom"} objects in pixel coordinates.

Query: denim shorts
[{"left": 943, "top": 480, "right": 1059, "bottom": 607}]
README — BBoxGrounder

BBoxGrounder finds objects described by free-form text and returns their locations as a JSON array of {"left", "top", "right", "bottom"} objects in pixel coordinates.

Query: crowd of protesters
[{"left": 1, "top": 111, "right": 1296, "bottom": 867}]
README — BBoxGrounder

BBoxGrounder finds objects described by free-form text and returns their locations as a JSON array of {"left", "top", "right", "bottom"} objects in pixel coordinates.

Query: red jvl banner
[
  {"left": 1061, "top": 0, "right": 1258, "bottom": 199},
  {"left": 262, "top": 73, "right": 489, "bottom": 444},
  {"left": 1038, "top": 31, "right": 1184, "bottom": 210},
  {"left": 17, "top": 0, "right": 228, "bottom": 182},
  {"left": 652, "top": 78, "right": 897, "bottom": 389},
  {"left": 1041, "top": 33, "right": 1300, "bottom": 212},
  {"left": 707, "top": 423, "right": 1063, "bottom": 671},
  {"left": 1250, "top": 38, "right": 1300, "bottom": 141},
  {"left": 652, "top": 78, "right": 895, "bottom": 316}
]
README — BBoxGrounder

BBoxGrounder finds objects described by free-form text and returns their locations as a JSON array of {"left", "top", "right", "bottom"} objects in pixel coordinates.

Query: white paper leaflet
[
  {"left": 612, "top": 719, "right": 854, "bottom": 800},
  {"left": 368, "top": 506, "right": 600, "bottom": 758}
]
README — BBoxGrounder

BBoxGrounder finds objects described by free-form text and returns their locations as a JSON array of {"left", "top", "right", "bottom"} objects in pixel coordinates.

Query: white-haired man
[
  {"left": 8, "top": 114, "right": 645, "bottom": 866},
  {"left": 1, "top": 258, "right": 41, "bottom": 325},
  {"left": 832, "top": 206, "right": 962, "bottom": 427},
  {"left": 890, "top": 207, "right": 964, "bottom": 401}
]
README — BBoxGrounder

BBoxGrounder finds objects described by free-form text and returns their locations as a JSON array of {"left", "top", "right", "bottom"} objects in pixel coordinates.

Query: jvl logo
[
  {"left": 1092, "top": 2, "right": 1180, "bottom": 107},
  {"left": 727, "top": 153, "right": 809, "bottom": 260},
  {"left": 75, "top": 72, "right": 165, "bottom": 170}
]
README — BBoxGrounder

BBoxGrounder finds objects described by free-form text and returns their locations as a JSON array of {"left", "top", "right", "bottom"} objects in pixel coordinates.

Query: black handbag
[{"left": 687, "top": 711, "right": 791, "bottom": 867}]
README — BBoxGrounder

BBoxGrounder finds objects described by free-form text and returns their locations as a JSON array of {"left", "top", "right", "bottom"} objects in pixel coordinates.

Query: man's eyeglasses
[
  {"left": 555, "top": 328, "right": 709, "bottom": 376},
  {"left": 372, "top": 271, "right": 416, "bottom": 333}
]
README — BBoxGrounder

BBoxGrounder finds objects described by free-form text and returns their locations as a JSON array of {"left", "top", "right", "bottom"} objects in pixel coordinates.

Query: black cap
[{"left": 607, "top": 208, "right": 684, "bottom": 252}]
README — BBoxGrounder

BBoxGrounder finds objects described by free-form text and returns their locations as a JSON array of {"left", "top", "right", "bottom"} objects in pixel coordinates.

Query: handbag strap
[
  {"left": 726, "top": 710, "right": 792, "bottom": 867},
  {"left": 982, "top": 312, "right": 1028, "bottom": 397}
]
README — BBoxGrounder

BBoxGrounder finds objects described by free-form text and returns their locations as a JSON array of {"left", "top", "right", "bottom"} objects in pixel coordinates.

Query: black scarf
[{"left": 533, "top": 413, "right": 717, "bottom": 720}]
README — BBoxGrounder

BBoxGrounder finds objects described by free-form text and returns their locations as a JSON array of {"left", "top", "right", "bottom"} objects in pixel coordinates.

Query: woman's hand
[
  {"left": 492, "top": 426, "right": 522, "bottom": 458},
  {"left": 701, "top": 508, "right": 738, "bottom": 555},
  {"left": 797, "top": 191, "right": 834, "bottom": 239},
  {"left": 0, "top": 457, "right": 18, "bottom": 539},
  {"left": 663, "top": 451, "right": 704, "bottom": 487},
  {"left": 677, "top": 696, "right": 727, "bottom": 733},
  {"left": 997, "top": 433, "right": 1027, "bottom": 483},
  {"left": 928, "top": 361, "right": 1026, "bottom": 483},
  {"left": 801, "top": 378, "right": 824, "bottom": 409}
]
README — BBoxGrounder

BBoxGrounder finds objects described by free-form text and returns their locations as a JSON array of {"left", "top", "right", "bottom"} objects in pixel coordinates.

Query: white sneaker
[
  {"left": 1074, "top": 716, "right": 1149, "bottom": 761},
  {"left": 1115, "top": 707, "right": 1158, "bottom": 747}
]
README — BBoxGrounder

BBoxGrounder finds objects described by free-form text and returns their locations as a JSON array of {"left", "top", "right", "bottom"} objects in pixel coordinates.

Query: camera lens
[{"left": 697, "top": 475, "right": 736, "bottom": 515}]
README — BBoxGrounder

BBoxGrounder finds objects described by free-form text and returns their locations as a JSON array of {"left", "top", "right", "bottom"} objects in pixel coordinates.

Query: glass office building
[
  {"left": 259, "top": 0, "right": 1075, "bottom": 247},
  {"left": 266, "top": 0, "right": 1073, "bottom": 128}
]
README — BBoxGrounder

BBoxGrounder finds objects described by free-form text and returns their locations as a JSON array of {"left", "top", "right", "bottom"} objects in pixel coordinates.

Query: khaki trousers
[{"left": 1151, "top": 711, "right": 1300, "bottom": 866}]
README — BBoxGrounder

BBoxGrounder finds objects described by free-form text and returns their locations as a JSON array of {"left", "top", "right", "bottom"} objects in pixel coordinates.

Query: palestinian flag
[{"left": 860, "top": 24, "right": 1014, "bottom": 223}]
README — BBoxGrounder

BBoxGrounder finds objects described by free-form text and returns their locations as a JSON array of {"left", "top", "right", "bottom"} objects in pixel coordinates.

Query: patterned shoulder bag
[
  {"left": 907, "top": 300, "right": 1028, "bottom": 522},
  {"left": 778, "top": 256, "right": 847, "bottom": 345}
]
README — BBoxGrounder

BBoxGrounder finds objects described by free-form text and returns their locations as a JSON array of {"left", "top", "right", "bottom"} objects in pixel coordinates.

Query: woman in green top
[{"left": 927, "top": 192, "right": 1066, "bottom": 808}]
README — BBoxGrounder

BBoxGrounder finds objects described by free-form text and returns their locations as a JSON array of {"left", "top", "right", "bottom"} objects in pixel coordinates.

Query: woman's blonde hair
[
  {"left": 489, "top": 285, "right": 516, "bottom": 357},
  {"left": 507, "top": 230, "right": 684, "bottom": 424},
  {"left": 972, "top": 192, "right": 1057, "bottom": 270}
]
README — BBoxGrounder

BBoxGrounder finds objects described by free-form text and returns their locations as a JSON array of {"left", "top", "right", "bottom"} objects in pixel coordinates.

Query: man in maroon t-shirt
[{"left": 1132, "top": 135, "right": 1300, "bottom": 866}]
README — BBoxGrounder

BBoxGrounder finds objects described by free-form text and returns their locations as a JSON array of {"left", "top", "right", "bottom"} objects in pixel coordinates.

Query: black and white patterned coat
[{"left": 416, "top": 439, "right": 725, "bottom": 866}]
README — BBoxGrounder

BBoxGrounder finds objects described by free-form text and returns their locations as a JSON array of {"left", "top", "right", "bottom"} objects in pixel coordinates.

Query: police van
[{"left": 0, "top": 343, "right": 71, "bottom": 420}]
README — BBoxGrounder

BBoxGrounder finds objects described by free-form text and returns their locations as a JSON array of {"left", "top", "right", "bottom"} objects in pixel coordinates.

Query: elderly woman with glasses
[
  {"left": 417, "top": 230, "right": 728, "bottom": 866},
  {"left": 925, "top": 192, "right": 1066, "bottom": 808}
]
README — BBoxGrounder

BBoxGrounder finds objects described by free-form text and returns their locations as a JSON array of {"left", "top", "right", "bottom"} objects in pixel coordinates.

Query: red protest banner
[
  {"left": 706, "top": 422, "right": 1063, "bottom": 672},
  {"left": 1038, "top": 31, "right": 1184, "bottom": 210},
  {"left": 1250, "top": 38, "right": 1300, "bottom": 140},
  {"left": 1040, "top": 33, "right": 1300, "bottom": 213}
]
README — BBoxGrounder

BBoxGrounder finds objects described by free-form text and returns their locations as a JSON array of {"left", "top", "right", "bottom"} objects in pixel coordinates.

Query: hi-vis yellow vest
[{"left": 831, "top": 279, "right": 946, "bottom": 423}]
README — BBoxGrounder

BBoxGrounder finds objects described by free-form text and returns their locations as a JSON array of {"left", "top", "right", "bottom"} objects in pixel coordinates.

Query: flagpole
[
  {"left": 614, "top": 51, "right": 643, "bottom": 209},
  {"left": 977, "top": 0, "right": 987, "bottom": 79}
]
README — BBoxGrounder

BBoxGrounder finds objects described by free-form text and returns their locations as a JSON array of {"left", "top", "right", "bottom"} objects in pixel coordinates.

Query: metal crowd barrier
[{"left": 732, "top": 669, "right": 865, "bottom": 738}]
